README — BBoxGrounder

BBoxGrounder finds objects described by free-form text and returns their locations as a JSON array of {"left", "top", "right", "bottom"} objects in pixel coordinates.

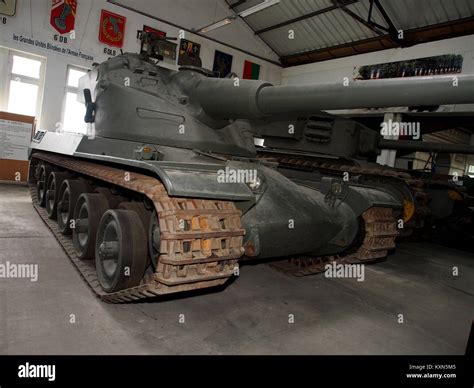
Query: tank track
[
  {"left": 270, "top": 207, "right": 399, "bottom": 276},
  {"left": 30, "top": 152, "right": 245, "bottom": 303}
]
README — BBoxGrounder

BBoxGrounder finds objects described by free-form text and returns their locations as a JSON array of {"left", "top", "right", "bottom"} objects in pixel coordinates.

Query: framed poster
[
  {"left": 178, "top": 39, "right": 201, "bottom": 67},
  {"left": 99, "top": 9, "right": 126, "bottom": 48},
  {"left": 243, "top": 60, "right": 260, "bottom": 80},
  {"left": 143, "top": 25, "right": 166, "bottom": 38},
  {"left": 213, "top": 50, "right": 233, "bottom": 78},
  {"left": 50, "top": 0, "right": 77, "bottom": 35},
  {"left": 157, "top": 40, "right": 177, "bottom": 61}
]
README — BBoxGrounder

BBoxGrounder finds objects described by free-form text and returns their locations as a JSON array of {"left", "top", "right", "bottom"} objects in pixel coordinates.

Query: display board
[
  {"left": 0, "top": 119, "right": 32, "bottom": 160},
  {"left": 354, "top": 54, "right": 464, "bottom": 80},
  {"left": 0, "top": 112, "right": 35, "bottom": 183}
]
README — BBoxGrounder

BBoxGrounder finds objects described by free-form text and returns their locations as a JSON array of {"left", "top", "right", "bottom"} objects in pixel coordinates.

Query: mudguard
[{"left": 29, "top": 130, "right": 255, "bottom": 202}]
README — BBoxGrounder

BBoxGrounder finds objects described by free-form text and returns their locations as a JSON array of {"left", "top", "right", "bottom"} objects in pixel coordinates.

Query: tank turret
[{"left": 78, "top": 33, "right": 474, "bottom": 160}]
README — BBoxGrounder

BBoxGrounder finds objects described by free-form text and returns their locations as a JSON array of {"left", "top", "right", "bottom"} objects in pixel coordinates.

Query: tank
[
  {"left": 28, "top": 32, "right": 474, "bottom": 301},
  {"left": 253, "top": 112, "right": 474, "bottom": 249}
]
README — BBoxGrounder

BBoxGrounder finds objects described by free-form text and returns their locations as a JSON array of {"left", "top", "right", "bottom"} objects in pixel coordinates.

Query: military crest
[
  {"left": 0, "top": 0, "right": 17, "bottom": 16},
  {"left": 50, "top": 0, "right": 77, "bottom": 35},
  {"left": 99, "top": 9, "right": 126, "bottom": 48}
]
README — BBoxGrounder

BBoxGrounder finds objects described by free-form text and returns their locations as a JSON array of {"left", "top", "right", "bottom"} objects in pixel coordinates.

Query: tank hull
[{"left": 30, "top": 131, "right": 401, "bottom": 261}]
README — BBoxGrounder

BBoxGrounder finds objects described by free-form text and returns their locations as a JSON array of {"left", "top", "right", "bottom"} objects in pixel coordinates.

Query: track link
[
  {"left": 30, "top": 152, "right": 245, "bottom": 303},
  {"left": 270, "top": 207, "right": 399, "bottom": 276}
]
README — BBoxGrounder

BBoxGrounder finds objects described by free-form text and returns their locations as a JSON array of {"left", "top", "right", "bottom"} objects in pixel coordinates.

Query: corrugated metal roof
[
  {"left": 259, "top": 8, "right": 379, "bottom": 55},
  {"left": 379, "top": 0, "right": 474, "bottom": 30},
  {"left": 346, "top": 0, "right": 474, "bottom": 31},
  {"left": 226, "top": 0, "right": 474, "bottom": 57},
  {"left": 244, "top": 0, "right": 335, "bottom": 30}
]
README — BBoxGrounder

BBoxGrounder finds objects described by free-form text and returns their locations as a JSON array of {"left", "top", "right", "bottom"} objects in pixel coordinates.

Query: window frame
[{"left": 3, "top": 49, "right": 46, "bottom": 122}]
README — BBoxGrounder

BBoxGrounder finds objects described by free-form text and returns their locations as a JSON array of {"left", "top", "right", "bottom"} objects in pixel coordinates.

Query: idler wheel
[
  {"left": 45, "top": 171, "right": 72, "bottom": 219},
  {"left": 57, "top": 179, "right": 92, "bottom": 235},
  {"left": 36, "top": 163, "right": 53, "bottom": 207},
  {"left": 73, "top": 193, "right": 110, "bottom": 260},
  {"left": 95, "top": 210, "right": 147, "bottom": 293}
]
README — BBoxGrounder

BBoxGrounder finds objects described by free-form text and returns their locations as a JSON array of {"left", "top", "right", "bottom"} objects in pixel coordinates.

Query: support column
[{"left": 376, "top": 112, "right": 402, "bottom": 167}]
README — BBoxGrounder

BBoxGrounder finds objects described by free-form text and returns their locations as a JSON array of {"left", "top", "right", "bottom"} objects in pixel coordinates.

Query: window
[
  {"left": 467, "top": 164, "right": 474, "bottom": 178},
  {"left": 11, "top": 55, "right": 41, "bottom": 78},
  {"left": 8, "top": 81, "right": 38, "bottom": 116},
  {"left": 61, "top": 66, "right": 88, "bottom": 134},
  {"left": 2, "top": 50, "right": 46, "bottom": 119}
]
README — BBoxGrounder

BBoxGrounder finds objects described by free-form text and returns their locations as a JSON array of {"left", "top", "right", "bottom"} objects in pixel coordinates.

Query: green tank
[
  {"left": 28, "top": 32, "right": 474, "bottom": 301},
  {"left": 253, "top": 112, "right": 474, "bottom": 250}
]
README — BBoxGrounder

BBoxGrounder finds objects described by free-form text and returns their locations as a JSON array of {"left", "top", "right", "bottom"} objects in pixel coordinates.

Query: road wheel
[
  {"left": 57, "top": 179, "right": 91, "bottom": 235},
  {"left": 36, "top": 163, "right": 53, "bottom": 207},
  {"left": 119, "top": 201, "right": 152, "bottom": 267},
  {"left": 73, "top": 193, "right": 110, "bottom": 260},
  {"left": 95, "top": 210, "right": 147, "bottom": 293},
  {"left": 46, "top": 171, "right": 72, "bottom": 219}
]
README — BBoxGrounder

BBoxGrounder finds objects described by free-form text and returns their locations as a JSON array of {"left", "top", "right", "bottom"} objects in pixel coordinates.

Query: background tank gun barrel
[
  {"left": 378, "top": 139, "right": 474, "bottom": 155},
  {"left": 190, "top": 75, "right": 474, "bottom": 119}
]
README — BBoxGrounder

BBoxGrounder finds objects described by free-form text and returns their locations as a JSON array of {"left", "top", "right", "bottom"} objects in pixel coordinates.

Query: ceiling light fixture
[
  {"left": 238, "top": 0, "right": 280, "bottom": 18},
  {"left": 199, "top": 17, "right": 234, "bottom": 33},
  {"left": 198, "top": 0, "right": 280, "bottom": 33}
]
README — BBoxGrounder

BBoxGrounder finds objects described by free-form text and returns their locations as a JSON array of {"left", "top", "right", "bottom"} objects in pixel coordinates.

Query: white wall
[
  {"left": 0, "top": 0, "right": 282, "bottom": 131},
  {"left": 281, "top": 35, "right": 474, "bottom": 85}
]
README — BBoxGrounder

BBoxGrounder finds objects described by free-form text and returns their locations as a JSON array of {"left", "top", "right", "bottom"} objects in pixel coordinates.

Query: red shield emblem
[
  {"left": 50, "top": 0, "right": 77, "bottom": 35},
  {"left": 99, "top": 9, "right": 126, "bottom": 48}
]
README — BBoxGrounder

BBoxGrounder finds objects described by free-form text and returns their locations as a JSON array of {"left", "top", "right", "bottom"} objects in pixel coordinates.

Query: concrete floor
[{"left": 0, "top": 182, "right": 472, "bottom": 355}]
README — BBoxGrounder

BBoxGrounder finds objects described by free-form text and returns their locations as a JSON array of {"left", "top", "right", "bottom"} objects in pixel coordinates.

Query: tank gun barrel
[
  {"left": 190, "top": 75, "right": 474, "bottom": 119},
  {"left": 259, "top": 75, "right": 474, "bottom": 114},
  {"left": 378, "top": 139, "right": 474, "bottom": 155}
]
